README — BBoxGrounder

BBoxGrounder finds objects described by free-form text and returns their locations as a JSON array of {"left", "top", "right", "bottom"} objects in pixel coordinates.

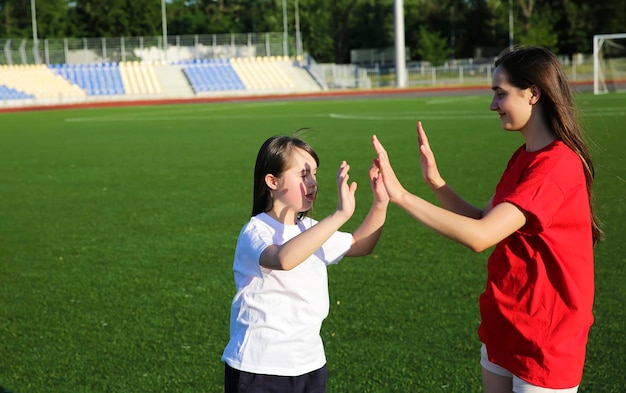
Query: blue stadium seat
[
  {"left": 0, "top": 84, "right": 34, "bottom": 100},
  {"left": 181, "top": 59, "right": 246, "bottom": 93},
  {"left": 49, "top": 63, "right": 126, "bottom": 96}
]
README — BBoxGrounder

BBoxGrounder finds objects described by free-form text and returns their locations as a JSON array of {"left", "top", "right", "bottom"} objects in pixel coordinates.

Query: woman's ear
[
  {"left": 265, "top": 174, "right": 278, "bottom": 190},
  {"left": 529, "top": 84, "right": 541, "bottom": 104}
]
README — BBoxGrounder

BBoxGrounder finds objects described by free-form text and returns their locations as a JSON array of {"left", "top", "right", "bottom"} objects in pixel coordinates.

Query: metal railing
[{"left": 1, "top": 33, "right": 298, "bottom": 65}]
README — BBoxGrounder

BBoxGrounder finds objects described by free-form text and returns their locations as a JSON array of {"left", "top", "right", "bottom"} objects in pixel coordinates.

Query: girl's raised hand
[
  {"left": 371, "top": 135, "right": 407, "bottom": 203},
  {"left": 369, "top": 162, "right": 390, "bottom": 206},
  {"left": 417, "top": 121, "right": 445, "bottom": 189},
  {"left": 336, "top": 160, "right": 357, "bottom": 220}
]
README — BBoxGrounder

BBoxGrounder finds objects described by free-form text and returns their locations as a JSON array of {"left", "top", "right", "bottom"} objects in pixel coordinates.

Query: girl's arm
[
  {"left": 417, "top": 121, "right": 485, "bottom": 219},
  {"left": 372, "top": 135, "right": 526, "bottom": 252},
  {"left": 260, "top": 161, "right": 357, "bottom": 270},
  {"left": 345, "top": 163, "right": 389, "bottom": 257}
]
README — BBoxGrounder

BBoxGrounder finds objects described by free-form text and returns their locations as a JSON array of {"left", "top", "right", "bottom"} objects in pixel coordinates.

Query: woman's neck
[{"left": 521, "top": 116, "right": 557, "bottom": 152}]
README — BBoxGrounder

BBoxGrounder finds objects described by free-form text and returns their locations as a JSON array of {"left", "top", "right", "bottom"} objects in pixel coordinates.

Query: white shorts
[{"left": 480, "top": 344, "right": 579, "bottom": 393}]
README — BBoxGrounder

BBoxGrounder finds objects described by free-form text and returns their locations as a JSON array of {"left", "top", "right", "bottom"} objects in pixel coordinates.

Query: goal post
[{"left": 593, "top": 33, "right": 626, "bottom": 94}]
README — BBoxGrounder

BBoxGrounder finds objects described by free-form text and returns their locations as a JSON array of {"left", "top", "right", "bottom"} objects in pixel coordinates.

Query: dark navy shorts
[{"left": 224, "top": 363, "right": 327, "bottom": 393}]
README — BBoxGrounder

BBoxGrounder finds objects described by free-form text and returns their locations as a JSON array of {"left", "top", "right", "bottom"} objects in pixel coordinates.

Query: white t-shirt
[{"left": 222, "top": 212, "right": 353, "bottom": 376}]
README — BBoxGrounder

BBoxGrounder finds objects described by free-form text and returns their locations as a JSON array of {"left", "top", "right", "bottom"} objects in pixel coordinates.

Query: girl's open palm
[
  {"left": 336, "top": 161, "right": 357, "bottom": 219},
  {"left": 417, "top": 122, "right": 445, "bottom": 189}
]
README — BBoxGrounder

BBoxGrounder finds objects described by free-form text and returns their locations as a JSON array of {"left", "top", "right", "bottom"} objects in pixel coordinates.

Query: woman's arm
[
  {"left": 417, "top": 121, "right": 485, "bottom": 218},
  {"left": 392, "top": 191, "right": 525, "bottom": 252},
  {"left": 373, "top": 134, "right": 525, "bottom": 252}
]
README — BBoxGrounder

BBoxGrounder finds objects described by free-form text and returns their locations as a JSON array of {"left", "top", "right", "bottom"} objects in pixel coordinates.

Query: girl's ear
[
  {"left": 529, "top": 84, "right": 541, "bottom": 104},
  {"left": 265, "top": 174, "right": 278, "bottom": 190}
]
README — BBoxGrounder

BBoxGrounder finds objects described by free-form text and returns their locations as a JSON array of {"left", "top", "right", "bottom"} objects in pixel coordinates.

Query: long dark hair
[
  {"left": 495, "top": 45, "right": 603, "bottom": 245},
  {"left": 251, "top": 135, "right": 319, "bottom": 218}
]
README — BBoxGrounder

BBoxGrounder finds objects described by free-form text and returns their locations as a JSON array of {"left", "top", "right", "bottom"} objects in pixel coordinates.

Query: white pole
[
  {"left": 508, "top": 0, "right": 514, "bottom": 50},
  {"left": 394, "top": 0, "right": 406, "bottom": 88},
  {"left": 593, "top": 36, "right": 601, "bottom": 95},
  {"left": 282, "top": 0, "right": 289, "bottom": 56},
  {"left": 31, "top": 0, "right": 40, "bottom": 63},
  {"left": 295, "top": 0, "right": 301, "bottom": 59},
  {"left": 162, "top": 0, "right": 168, "bottom": 61}
]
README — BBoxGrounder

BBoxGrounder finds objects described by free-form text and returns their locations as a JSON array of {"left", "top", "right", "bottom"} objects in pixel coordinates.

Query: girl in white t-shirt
[{"left": 222, "top": 135, "right": 389, "bottom": 393}]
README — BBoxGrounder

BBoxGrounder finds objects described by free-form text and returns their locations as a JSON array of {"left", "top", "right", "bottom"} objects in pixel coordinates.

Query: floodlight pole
[
  {"left": 394, "top": 0, "right": 407, "bottom": 88},
  {"left": 295, "top": 0, "right": 302, "bottom": 59},
  {"left": 31, "top": 0, "right": 40, "bottom": 64},
  {"left": 508, "top": 0, "right": 514, "bottom": 50},
  {"left": 162, "top": 0, "right": 168, "bottom": 61},
  {"left": 282, "top": 0, "right": 289, "bottom": 56}
]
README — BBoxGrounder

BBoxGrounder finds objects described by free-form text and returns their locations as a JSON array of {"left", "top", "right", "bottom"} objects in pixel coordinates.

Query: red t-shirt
[{"left": 478, "top": 140, "right": 594, "bottom": 389}]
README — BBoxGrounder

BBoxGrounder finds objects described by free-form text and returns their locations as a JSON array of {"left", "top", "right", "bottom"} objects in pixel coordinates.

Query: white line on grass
[
  {"left": 64, "top": 101, "right": 289, "bottom": 123},
  {"left": 329, "top": 112, "right": 494, "bottom": 121},
  {"left": 65, "top": 113, "right": 328, "bottom": 122},
  {"left": 329, "top": 107, "right": 626, "bottom": 121},
  {"left": 580, "top": 107, "right": 626, "bottom": 116},
  {"left": 425, "top": 96, "right": 487, "bottom": 105},
  {"left": 64, "top": 104, "right": 625, "bottom": 123}
]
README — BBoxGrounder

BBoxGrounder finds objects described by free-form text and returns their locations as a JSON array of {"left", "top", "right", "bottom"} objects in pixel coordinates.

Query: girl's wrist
[
  {"left": 331, "top": 209, "right": 352, "bottom": 223},
  {"left": 372, "top": 199, "right": 390, "bottom": 209}
]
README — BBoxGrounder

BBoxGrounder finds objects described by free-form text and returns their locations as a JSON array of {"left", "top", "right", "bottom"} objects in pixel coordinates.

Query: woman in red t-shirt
[{"left": 371, "top": 45, "right": 602, "bottom": 392}]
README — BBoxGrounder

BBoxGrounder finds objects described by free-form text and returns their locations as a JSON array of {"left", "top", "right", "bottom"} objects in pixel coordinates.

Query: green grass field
[{"left": 1, "top": 92, "right": 625, "bottom": 392}]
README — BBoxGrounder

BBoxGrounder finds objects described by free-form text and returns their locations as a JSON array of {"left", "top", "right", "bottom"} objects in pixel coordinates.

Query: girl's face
[
  {"left": 489, "top": 65, "right": 535, "bottom": 132},
  {"left": 268, "top": 148, "right": 318, "bottom": 223}
]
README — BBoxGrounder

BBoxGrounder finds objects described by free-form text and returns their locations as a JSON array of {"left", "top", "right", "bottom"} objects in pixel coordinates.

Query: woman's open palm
[
  {"left": 417, "top": 122, "right": 445, "bottom": 189},
  {"left": 371, "top": 135, "right": 406, "bottom": 203}
]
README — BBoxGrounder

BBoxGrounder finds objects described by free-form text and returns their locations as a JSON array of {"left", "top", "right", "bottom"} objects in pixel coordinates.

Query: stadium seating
[
  {"left": 180, "top": 58, "right": 246, "bottom": 93},
  {"left": 118, "top": 61, "right": 162, "bottom": 95},
  {"left": 0, "top": 84, "right": 34, "bottom": 100},
  {"left": 230, "top": 56, "right": 295, "bottom": 92},
  {"left": 0, "top": 56, "right": 321, "bottom": 105},
  {"left": 0, "top": 64, "right": 86, "bottom": 100},
  {"left": 49, "top": 62, "right": 163, "bottom": 97},
  {"left": 50, "top": 63, "right": 125, "bottom": 95}
]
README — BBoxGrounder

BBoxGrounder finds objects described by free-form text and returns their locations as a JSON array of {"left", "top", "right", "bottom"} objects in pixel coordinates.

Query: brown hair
[
  {"left": 251, "top": 134, "right": 319, "bottom": 218},
  {"left": 495, "top": 45, "right": 602, "bottom": 244}
]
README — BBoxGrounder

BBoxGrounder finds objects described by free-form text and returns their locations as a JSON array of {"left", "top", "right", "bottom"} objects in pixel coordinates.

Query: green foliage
[
  {"left": 69, "top": 0, "right": 162, "bottom": 37},
  {"left": 416, "top": 26, "right": 451, "bottom": 65},
  {"left": 0, "top": 0, "right": 626, "bottom": 62},
  {"left": 557, "top": 1, "right": 594, "bottom": 54},
  {"left": 0, "top": 93, "right": 625, "bottom": 392},
  {"left": 515, "top": 4, "right": 559, "bottom": 50}
]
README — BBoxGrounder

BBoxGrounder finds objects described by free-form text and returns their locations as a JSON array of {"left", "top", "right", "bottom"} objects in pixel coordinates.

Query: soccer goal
[{"left": 593, "top": 33, "right": 626, "bottom": 94}]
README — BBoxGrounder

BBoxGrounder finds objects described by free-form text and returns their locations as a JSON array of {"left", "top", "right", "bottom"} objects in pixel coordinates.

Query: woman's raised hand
[
  {"left": 371, "top": 135, "right": 407, "bottom": 203},
  {"left": 417, "top": 121, "right": 446, "bottom": 190},
  {"left": 369, "top": 162, "right": 390, "bottom": 207}
]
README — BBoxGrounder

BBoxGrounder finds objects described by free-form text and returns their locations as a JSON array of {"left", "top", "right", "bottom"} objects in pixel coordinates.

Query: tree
[
  {"left": 515, "top": 4, "right": 558, "bottom": 50},
  {"left": 552, "top": 0, "right": 594, "bottom": 55},
  {"left": 2, "top": 0, "right": 626, "bottom": 64},
  {"left": 69, "top": 0, "right": 161, "bottom": 38},
  {"left": 457, "top": 0, "right": 501, "bottom": 58},
  {"left": 0, "top": 0, "right": 31, "bottom": 38},
  {"left": 35, "top": 0, "right": 71, "bottom": 38},
  {"left": 416, "top": 25, "right": 451, "bottom": 65},
  {"left": 346, "top": 0, "right": 393, "bottom": 54}
]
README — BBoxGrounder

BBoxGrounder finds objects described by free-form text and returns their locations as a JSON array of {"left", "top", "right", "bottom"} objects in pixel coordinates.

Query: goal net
[{"left": 593, "top": 33, "right": 626, "bottom": 94}]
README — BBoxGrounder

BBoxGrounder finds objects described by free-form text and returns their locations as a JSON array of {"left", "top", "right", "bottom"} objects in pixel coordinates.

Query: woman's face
[{"left": 489, "top": 65, "right": 534, "bottom": 132}]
